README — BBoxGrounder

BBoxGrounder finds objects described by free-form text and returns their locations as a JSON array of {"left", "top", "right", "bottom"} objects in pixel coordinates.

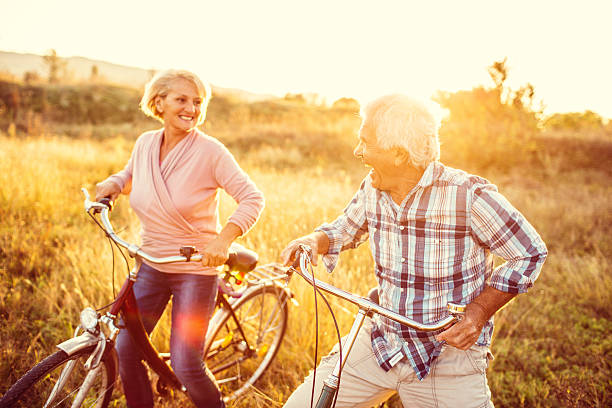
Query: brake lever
[
  {"left": 290, "top": 244, "right": 312, "bottom": 269},
  {"left": 81, "top": 187, "right": 113, "bottom": 213}
]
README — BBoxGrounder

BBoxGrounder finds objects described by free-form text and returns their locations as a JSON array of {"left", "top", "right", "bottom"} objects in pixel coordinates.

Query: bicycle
[
  {"left": 286, "top": 245, "right": 467, "bottom": 408},
  {"left": 0, "top": 189, "right": 293, "bottom": 408}
]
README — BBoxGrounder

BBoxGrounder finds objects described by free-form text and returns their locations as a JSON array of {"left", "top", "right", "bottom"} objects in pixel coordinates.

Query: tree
[
  {"left": 23, "top": 71, "right": 40, "bottom": 84},
  {"left": 433, "top": 58, "right": 541, "bottom": 170},
  {"left": 543, "top": 111, "right": 604, "bottom": 130},
  {"left": 332, "top": 97, "right": 360, "bottom": 112},
  {"left": 90, "top": 65, "right": 99, "bottom": 83},
  {"left": 42, "top": 49, "right": 66, "bottom": 84},
  {"left": 284, "top": 93, "right": 306, "bottom": 104},
  {"left": 487, "top": 57, "right": 508, "bottom": 91},
  {"left": 7, "top": 84, "right": 20, "bottom": 121}
]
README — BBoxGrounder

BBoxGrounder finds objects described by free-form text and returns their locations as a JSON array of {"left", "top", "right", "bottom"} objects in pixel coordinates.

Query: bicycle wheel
[
  {"left": 0, "top": 345, "right": 117, "bottom": 408},
  {"left": 204, "top": 284, "right": 289, "bottom": 400}
]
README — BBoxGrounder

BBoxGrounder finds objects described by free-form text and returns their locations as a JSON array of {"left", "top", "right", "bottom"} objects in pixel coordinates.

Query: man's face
[{"left": 354, "top": 121, "right": 398, "bottom": 190}]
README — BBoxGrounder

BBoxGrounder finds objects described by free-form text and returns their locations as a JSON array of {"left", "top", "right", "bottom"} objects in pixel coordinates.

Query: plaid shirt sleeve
[
  {"left": 315, "top": 179, "right": 370, "bottom": 273},
  {"left": 471, "top": 185, "right": 548, "bottom": 294}
]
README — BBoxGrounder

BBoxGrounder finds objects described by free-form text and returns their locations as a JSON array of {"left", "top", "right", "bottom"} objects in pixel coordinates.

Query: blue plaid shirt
[{"left": 316, "top": 162, "right": 547, "bottom": 380}]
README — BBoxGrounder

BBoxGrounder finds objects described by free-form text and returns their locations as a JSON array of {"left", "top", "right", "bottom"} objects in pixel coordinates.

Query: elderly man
[{"left": 281, "top": 94, "right": 547, "bottom": 407}]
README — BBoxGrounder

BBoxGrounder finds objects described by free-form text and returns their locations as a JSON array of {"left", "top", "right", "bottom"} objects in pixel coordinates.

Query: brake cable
[{"left": 307, "top": 253, "right": 343, "bottom": 408}]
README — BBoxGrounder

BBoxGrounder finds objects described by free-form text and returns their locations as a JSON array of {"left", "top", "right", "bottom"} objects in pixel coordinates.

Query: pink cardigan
[{"left": 105, "top": 128, "right": 264, "bottom": 275}]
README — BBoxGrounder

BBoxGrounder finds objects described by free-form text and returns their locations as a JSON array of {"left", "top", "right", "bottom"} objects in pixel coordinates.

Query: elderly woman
[{"left": 95, "top": 70, "right": 264, "bottom": 408}]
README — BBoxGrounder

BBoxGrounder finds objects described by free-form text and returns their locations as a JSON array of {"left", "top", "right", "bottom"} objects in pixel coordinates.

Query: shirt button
[
  {"left": 399, "top": 226, "right": 405, "bottom": 230},
  {"left": 401, "top": 257, "right": 406, "bottom": 262}
]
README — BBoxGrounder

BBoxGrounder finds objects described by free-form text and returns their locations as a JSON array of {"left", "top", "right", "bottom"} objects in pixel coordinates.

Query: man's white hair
[{"left": 361, "top": 94, "right": 440, "bottom": 169}]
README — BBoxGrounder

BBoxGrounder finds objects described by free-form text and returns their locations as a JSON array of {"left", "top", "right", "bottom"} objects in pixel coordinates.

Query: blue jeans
[{"left": 116, "top": 262, "right": 224, "bottom": 408}]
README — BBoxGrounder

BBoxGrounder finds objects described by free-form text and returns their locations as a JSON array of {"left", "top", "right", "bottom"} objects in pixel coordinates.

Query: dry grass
[{"left": 0, "top": 120, "right": 610, "bottom": 407}]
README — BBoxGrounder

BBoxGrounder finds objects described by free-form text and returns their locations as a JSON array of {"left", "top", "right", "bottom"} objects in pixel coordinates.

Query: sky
[{"left": 2, "top": 0, "right": 612, "bottom": 117}]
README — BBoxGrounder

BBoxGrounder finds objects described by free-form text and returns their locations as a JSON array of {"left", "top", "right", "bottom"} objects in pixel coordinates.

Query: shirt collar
[{"left": 415, "top": 161, "right": 440, "bottom": 189}]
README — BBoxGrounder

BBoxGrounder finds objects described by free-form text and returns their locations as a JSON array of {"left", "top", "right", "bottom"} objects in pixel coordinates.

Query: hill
[{"left": 0, "top": 50, "right": 274, "bottom": 102}]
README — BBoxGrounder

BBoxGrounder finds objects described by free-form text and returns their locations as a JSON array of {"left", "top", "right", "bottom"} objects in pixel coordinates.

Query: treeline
[
  {"left": 1, "top": 58, "right": 610, "bottom": 174},
  {"left": 433, "top": 59, "right": 611, "bottom": 169},
  {"left": 0, "top": 81, "right": 143, "bottom": 125},
  {"left": 0, "top": 79, "right": 360, "bottom": 131}
]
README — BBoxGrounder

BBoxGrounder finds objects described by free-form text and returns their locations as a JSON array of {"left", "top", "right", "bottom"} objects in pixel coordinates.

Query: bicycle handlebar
[
  {"left": 81, "top": 188, "right": 245, "bottom": 267},
  {"left": 289, "top": 245, "right": 465, "bottom": 332}
]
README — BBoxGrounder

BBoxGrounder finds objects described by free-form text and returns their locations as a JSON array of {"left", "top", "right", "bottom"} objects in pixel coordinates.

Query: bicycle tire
[
  {"left": 204, "top": 283, "right": 289, "bottom": 400},
  {"left": 0, "top": 345, "right": 117, "bottom": 408}
]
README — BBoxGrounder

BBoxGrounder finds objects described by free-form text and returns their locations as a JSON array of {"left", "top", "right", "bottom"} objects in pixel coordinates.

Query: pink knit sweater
[{"left": 105, "top": 128, "right": 264, "bottom": 275}]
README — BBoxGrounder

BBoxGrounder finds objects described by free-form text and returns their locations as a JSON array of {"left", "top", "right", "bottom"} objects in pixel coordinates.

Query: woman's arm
[
  {"left": 201, "top": 144, "right": 265, "bottom": 268},
  {"left": 212, "top": 145, "right": 265, "bottom": 236}
]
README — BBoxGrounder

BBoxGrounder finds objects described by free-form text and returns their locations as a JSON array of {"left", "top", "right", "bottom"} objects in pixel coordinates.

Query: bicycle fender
[{"left": 56, "top": 332, "right": 100, "bottom": 355}]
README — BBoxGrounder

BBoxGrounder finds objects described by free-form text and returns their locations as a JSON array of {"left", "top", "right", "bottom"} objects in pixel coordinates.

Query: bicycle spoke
[
  {"left": 84, "top": 379, "right": 117, "bottom": 408},
  {"left": 243, "top": 296, "right": 286, "bottom": 347},
  {"left": 3, "top": 348, "right": 116, "bottom": 408},
  {"left": 71, "top": 364, "right": 102, "bottom": 408},
  {"left": 205, "top": 286, "right": 289, "bottom": 400},
  {"left": 44, "top": 359, "right": 78, "bottom": 408}
]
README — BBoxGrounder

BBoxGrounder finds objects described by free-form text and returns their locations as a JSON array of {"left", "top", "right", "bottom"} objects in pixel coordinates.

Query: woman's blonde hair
[
  {"left": 361, "top": 94, "right": 440, "bottom": 169},
  {"left": 140, "top": 69, "right": 212, "bottom": 125}
]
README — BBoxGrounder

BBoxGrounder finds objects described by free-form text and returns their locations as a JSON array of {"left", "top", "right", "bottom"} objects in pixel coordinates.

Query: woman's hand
[
  {"left": 201, "top": 223, "right": 242, "bottom": 268},
  {"left": 201, "top": 237, "right": 231, "bottom": 268},
  {"left": 280, "top": 231, "right": 329, "bottom": 267},
  {"left": 95, "top": 180, "right": 121, "bottom": 202}
]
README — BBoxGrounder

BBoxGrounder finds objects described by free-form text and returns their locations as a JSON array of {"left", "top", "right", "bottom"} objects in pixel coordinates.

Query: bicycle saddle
[{"left": 227, "top": 243, "right": 258, "bottom": 272}]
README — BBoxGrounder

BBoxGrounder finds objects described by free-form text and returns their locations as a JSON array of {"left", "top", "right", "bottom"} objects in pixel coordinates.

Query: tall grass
[{"left": 0, "top": 120, "right": 610, "bottom": 407}]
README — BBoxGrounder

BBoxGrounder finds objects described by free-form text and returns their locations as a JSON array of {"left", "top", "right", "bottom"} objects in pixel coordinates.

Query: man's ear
[{"left": 393, "top": 148, "right": 410, "bottom": 166}]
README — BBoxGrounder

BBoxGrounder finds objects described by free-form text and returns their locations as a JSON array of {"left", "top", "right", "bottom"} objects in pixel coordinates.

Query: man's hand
[
  {"left": 280, "top": 231, "right": 329, "bottom": 267},
  {"left": 436, "top": 286, "right": 516, "bottom": 350},
  {"left": 435, "top": 302, "right": 488, "bottom": 350}
]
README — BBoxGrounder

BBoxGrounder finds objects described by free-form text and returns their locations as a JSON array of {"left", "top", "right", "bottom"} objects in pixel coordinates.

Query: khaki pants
[{"left": 283, "top": 319, "right": 494, "bottom": 408}]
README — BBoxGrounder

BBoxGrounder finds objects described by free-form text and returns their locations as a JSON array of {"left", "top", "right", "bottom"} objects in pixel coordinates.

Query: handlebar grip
[{"left": 98, "top": 197, "right": 113, "bottom": 211}]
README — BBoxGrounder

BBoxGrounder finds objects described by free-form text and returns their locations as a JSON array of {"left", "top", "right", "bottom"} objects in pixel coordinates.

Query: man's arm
[
  {"left": 437, "top": 185, "right": 547, "bottom": 350},
  {"left": 280, "top": 178, "right": 369, "bottom": 270}
]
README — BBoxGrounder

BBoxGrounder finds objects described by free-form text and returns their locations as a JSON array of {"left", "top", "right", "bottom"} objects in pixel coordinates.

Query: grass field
[{"left": 0, "top": 113, "right": 610, "bottom": 407}]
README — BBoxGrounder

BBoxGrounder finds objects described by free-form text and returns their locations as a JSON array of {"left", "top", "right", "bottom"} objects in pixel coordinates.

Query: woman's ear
[{"left": 155, "top": 96, "right": 164, "bottom": 114}]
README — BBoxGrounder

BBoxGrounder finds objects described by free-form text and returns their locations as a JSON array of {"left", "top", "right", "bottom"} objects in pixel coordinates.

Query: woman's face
[{"left": 156, "top": 78, "right": 204, "bottom": 134}]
